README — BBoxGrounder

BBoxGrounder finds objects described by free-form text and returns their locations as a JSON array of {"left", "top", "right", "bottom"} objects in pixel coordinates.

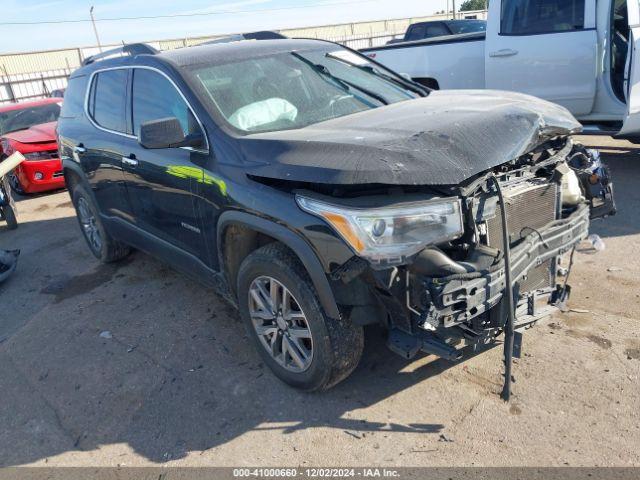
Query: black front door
[{"left": 121, "top": 67, "right": 210, "bottom": 262}]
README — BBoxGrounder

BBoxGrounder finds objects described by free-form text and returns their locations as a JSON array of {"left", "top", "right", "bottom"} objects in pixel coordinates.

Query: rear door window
[
  {"left": 423, "top": 23, "right": 451, "bottom": 38},
  {"left": 405, "top": 24, "right": 425, "bottom": 41},
  {"left": 88, "top": 69, "right": 128, "bottom": 133},
  {"left": 501, "top": 0, "right": 586, "bottom": 35}
]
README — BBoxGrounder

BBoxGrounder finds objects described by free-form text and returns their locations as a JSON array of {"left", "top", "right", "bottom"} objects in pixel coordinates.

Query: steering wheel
[{"left": 253, "top": 77, "right": 280, "bottom": 100}]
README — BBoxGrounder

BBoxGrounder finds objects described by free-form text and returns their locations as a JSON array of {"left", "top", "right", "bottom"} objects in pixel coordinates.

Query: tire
[
  {"left": 2, "top": 205, "right": 17, "bottom": 230},
  {"left": 71, "top": 184, "right": 131, "bottom": 263},
  {"left": 8, "top": 172, "right": 26, "bottom": 196},
  {"left": 237, "top": 242, "right": 364, "bottom": 391}
]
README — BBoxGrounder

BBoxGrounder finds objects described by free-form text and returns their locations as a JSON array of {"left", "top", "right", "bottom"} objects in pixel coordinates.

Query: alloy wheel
[
  {"left": 8, "top": 173, "right": 24, "bottom": 195},
  {"left": 248, "top": 276, "right": 314, "bottom": 373},
  {"left": 77, "top": 197, "right": 102, "bottom": 253}
]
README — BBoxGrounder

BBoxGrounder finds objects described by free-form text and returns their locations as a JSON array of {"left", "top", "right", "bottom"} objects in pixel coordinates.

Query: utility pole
[
  {"left": 90, "top": 6, "right": 103, "bottom": 52},
  {"left": 452, "top": 0, "right": 456, "bottom": 19}
]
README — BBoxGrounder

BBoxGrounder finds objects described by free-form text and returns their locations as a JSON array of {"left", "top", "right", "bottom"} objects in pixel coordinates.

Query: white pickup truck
[{"left": 363, "top": 0, "right": 640, "bottom": 137}]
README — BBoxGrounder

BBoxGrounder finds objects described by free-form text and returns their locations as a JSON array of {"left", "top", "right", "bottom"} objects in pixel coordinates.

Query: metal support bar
[{"left": 489, "top": 175, "right": 516, "bottom": 402}]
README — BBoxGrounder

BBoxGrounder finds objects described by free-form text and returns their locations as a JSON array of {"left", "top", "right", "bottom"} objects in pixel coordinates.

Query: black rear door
[{"left": 82, "top": 68, "right": 135, "bottom": 220}]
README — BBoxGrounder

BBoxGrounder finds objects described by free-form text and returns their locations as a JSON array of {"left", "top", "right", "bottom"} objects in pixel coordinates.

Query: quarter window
[
  {"left": 132, "top": 69, "right": 201, "bottom": 137},
  {"left": 501, "top": 0, "right": 586, "bottom": 35},
  {"left": 89, "top": 69, "right": 128, "bottom": 133},
  {"left": 59, "top": 76, "right": 86, "bottom": 119}
]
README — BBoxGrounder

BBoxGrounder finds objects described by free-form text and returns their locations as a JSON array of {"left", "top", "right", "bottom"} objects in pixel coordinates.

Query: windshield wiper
[
  {"left": 2, "top": 127, "right": 30, "bottom": 135},
  {"left": 292, "top": 52, "right": 389, "bottom": 105},
  {"left": 325, "top": 52, "right": 429, "bottom": 97}
]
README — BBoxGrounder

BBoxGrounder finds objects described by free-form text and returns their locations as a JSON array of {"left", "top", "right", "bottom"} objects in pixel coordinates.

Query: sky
[{"left": 0, "top": 0, "right": 453, "bottom": 53}]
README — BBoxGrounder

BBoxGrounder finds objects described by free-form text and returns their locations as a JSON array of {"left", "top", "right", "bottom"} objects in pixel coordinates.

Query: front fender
[{"left": 217, "top": 210, "right": 341, "bottom": 319}]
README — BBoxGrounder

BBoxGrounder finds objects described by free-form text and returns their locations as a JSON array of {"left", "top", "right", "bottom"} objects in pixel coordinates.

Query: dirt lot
[{"left": 0, "top": 135, "right": 638, "bottom": 467}]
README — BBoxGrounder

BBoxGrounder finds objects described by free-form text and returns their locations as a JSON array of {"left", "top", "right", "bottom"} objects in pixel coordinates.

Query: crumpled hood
[
  {"left": 2, "top": 121, "right": 57, "bottom": 144},
  {"left": 238, "top": 90, "right": 581, "bottom": 185}
]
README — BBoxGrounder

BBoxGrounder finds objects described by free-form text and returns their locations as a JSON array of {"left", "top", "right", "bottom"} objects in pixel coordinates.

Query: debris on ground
[
  {"left": 588, "top": 234, "right": 606, "bottom": 252},
  {"left": 0, "top": 250, "right": 20, "bottom": 284},
  {"left": 99, "top": 331, "right": 112, "bottom": 339}
]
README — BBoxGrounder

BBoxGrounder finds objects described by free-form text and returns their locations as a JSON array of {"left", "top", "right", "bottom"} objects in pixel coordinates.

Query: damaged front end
[{"left": 299, "top": 137, "right": 615, "bottom": 395}]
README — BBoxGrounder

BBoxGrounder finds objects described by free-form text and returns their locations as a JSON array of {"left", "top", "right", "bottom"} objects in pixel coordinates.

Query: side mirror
[{"left": 138, "top": 117, "right": 204, "bottom": 149}]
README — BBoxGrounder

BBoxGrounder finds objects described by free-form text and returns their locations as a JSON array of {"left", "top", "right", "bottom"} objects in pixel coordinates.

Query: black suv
[{"left": 58, "top": 39, "right": 614, "bottom": 394}]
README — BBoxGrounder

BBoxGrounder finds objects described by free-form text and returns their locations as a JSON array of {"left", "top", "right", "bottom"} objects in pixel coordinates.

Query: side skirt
[{"left": 102, "top": 215, "right": 236, "bottom": 306}]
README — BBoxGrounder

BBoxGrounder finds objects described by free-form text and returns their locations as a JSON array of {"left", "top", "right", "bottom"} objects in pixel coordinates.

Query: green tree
[{"left": 459, "top": 0, "right": 488, "bottom": 11}]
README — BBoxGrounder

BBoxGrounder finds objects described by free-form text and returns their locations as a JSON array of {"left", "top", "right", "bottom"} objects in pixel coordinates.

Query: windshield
[
  {"left": 190, "top": 47, "right": 420, "bottom": 133},
  {"left": 447, "top": 20, "right": 487, "bottom": 34},
  {"left": 0, "top": 103, "right": 61, "bottom": 136}
]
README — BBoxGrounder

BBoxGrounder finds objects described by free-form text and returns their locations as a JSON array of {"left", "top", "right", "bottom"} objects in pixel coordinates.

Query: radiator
[
  {"left": 486, "top": 180, "right": 559, "bottom": 252},
  {"left": 485, "top": 180, "right": 559, "bottom": 293}
]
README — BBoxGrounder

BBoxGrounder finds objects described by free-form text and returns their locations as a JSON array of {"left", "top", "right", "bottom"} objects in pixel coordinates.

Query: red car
[{"left": 0, "top": 98, "right": 63, "bottom": 194}]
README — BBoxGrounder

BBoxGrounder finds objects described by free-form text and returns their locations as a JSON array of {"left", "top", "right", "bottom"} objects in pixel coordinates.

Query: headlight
[
  {"left": 23, "top": 151, "right": 52, "bottom": 161},
  {"left": 296, "top": 195, "right": 463, "bottom": 266}
]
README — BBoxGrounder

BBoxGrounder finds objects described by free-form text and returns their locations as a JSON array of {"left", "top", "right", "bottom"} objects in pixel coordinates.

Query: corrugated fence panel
[{"left": 0, "top": 49, "right": 81, "bottom": 75}]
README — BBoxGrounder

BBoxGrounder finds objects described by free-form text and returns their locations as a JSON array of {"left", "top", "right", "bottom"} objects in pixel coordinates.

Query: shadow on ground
[{"left": 1, "top": 213, "right": 479, "bottom": 466}]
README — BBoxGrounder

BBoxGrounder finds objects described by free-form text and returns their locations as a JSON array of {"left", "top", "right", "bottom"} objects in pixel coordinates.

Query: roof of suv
[
  {"left": 159, "top": 39, "right": 327, "bottom": 67},
  {"left": 74, "top": 39, "right": 332, "bottom": 75}
]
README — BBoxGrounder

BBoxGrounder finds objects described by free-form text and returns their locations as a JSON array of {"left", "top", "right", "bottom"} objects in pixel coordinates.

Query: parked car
[
  {"left": 58, "top": 39, "right": 614, "bottom": 394},
  {"left": 0, "top": 98, "right": 63, "bottom": 194},
  {"left": 365, "top": 0, "right": 640, "bottom": 137},
  {"left": 386, "top": 19, "right": 487, "bottom": 45}
]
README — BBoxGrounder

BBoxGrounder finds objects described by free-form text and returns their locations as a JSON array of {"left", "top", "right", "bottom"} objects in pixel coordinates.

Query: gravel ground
[{"left": 0, "top": 135, "right": 638, "bottom": 467}]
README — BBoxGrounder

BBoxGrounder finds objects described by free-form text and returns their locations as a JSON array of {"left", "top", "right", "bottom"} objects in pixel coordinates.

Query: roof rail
[
  {"left": 200, "top": 31, "right": 287, "bottom": 46},
  {"left": 82, "top": 43, "right": 158, "bottom": 66}
]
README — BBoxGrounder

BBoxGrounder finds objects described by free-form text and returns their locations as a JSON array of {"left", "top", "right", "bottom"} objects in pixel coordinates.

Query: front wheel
[
  {"left": 1, "top": 204, "right": 17, "bottom": 229},
  {"left": 237, "top": 243, "right": 364, "bottom": 391},
  {"left": 8, "top": 172, "right": 25, "bottom": 196}
]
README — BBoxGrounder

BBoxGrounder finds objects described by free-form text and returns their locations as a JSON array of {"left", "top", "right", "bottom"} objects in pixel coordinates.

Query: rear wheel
[
  {"left": 1, "top": 205, "right": 17, "bottom": 230},
  {"left": 237, "top": 243, "right": 364, "bottom": 391},
  {"left": 71, "top": 184, "right": 130, "bottom": 263}
]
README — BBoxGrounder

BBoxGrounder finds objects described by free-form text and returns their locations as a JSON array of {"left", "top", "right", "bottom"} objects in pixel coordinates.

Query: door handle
[
  {"left": 74, "top": 145, "right": 86, "bottom": 154},
  {"left": 122, "top": 155, "right": 138, "bottom": 167},
  {"left": 489, "top": 49, "right": 519, "bottom": 58}
]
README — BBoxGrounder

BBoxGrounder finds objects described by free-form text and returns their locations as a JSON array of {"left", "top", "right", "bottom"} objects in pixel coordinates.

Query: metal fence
[
  {"left": 0, "top": 10, "right": 486, "bottom": 104},
  {"left": 1, "top": 67, "right": 72, "bottom": 103},
  {"left": 328, "top": 32, "right": 402, "bottom": 50}
]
